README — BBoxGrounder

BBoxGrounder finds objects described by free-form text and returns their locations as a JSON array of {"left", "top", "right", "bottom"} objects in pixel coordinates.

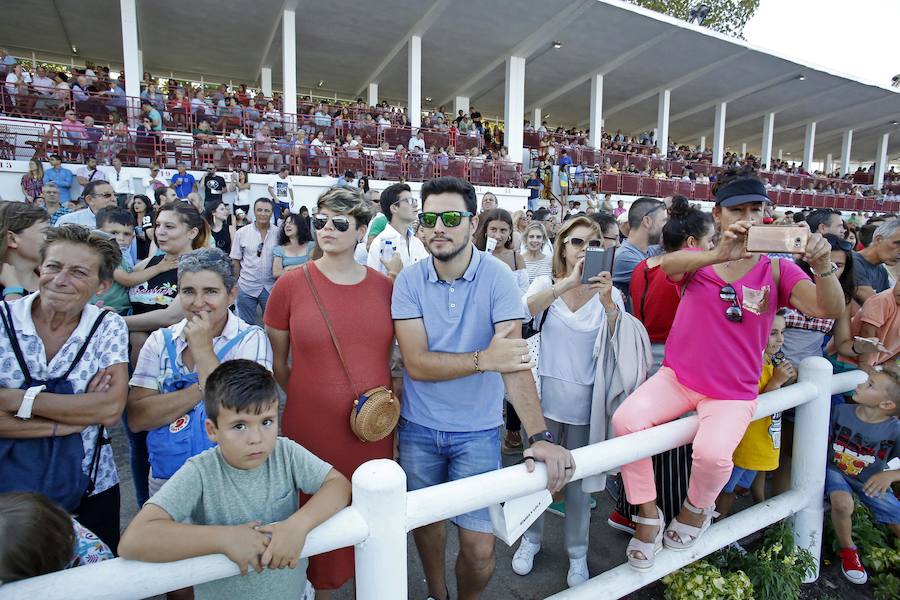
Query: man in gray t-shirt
[
  {"left": 612, "top": 197, "right": 666, "bottom": 310},
  {"left": 852, "top": 219, "right": 900, "bottom": 304}
]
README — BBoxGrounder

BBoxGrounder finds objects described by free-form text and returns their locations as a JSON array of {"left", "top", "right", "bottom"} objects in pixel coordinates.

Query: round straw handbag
[{"left": 349, "top": 386, "right": 400, "bottom": 442}]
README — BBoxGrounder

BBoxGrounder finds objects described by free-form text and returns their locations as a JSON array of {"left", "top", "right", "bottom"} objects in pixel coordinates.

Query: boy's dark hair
[
  {"left": 859, "top": 222, "right": 879, "bottom": 248},
  {"left": 421, "top": 176, "right": 477, "bottom": 214},
  {"left": 0, "top": 492, "right": 76, "bottom": 582},
  {"left": 661, "top": 195, "right": 713, "bottom": 253},
  {"left": 95, "top": 206, "right": 136, "bottom": 229},
  {"left": 591, "top": 211, "right": 617, "bottom": 236},
  {"left": 380, "top": 182, "right": 412, "bottom": 217},
  {"left": 204, "top": 360, "right": 278, "bottom": 424}
]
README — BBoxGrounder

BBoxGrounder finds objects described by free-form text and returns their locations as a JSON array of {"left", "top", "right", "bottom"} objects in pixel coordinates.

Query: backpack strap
[
  {"left": 161, "top": 328, "right": 184, "bottom": 380},
  {"left": 58, "top": 310, "right": 110, "bottom": 381},
  {"left": 213, "top": 326, "right": 252, "bottom": 361},
  {"left": 771, "top": 256, "right": 781, "bottom": 290},
  {"left": 1, "top": 301, "right": 33, "bottom": 386}
]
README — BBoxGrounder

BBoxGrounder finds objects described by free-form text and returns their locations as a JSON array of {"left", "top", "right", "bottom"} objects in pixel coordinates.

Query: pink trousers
[{"left": 611, "top": 367, "right": 758, "bottom": 508}]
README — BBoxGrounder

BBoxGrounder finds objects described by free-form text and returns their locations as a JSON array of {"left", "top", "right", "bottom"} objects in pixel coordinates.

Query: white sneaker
[
  {"left": 567, "top": 556, "right": 589, "bottom": 587},
  {"left": 511, "top": 537, "right": 541, "bottom": 576}
]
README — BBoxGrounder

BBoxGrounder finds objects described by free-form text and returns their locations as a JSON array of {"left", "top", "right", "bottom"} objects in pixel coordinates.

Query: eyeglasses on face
[
  {"left": 417, "top": 211, "right": 474, "bottom": 228},
  {"left": 312, "top": 213, "right": 351, "bottom": 232},
  {"left": 719, "top": 284, "right": 744, "bottom": 323},
  {"left": 564, "top": 236, "right": 603, "bottom": 248}
]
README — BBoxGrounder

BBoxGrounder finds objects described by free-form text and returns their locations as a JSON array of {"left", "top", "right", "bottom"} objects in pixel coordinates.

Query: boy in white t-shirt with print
[{"left": 119, "top": 360, "right": 351, "bottom": 599}]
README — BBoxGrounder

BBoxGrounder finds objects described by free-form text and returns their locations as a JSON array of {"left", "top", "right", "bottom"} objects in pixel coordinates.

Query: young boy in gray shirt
[{"left": 119, "top": 360, "right": 351, "bottom": 599}]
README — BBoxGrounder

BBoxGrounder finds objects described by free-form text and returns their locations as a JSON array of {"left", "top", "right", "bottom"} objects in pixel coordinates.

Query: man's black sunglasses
[{"left": 417, "top": 211, "right": 474, "bottom": 228}]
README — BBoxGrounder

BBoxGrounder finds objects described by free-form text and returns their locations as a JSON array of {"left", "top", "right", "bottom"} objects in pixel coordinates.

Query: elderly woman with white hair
[{"left": 127, "top": 247, "right": 272, "bottom": 497}]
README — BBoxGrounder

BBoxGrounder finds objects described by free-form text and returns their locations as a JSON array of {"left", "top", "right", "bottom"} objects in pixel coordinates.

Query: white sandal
[
  {"left": 663, "top": 499, "right": 718, "bottom": 551},
  {"left": 626, "top": 506, "right": 664, "bottom": 570}
]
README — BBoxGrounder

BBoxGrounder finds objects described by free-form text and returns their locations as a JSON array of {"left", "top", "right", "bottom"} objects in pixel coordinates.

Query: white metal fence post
[
  {"left": 791, "top": 356, "right": 833, "bottom": 582},
  {"left": 352, "top": 458, "right": 408, "bottom": 600}
]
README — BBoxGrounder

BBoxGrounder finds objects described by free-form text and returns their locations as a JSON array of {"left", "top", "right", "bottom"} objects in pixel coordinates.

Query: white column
[
  {"left": 712, "top": 101, "right": 727, "bottom": 166},
  {"left": 699, "top": 135, "right": 706, "bottom": 152},
  {"left": 840, "top": 129, "right": 853, "bottom": 176},
  {"left": 504, "top": 55, "right": 526, "bottom": 164},
  {"left": 588, "top": 73, "right": 604, "bottom": 149},
  {"left": 137, "top": 49, "right": 144, "bottom": 79},
  {"left": 741, "top": 142, "right": 747, "bottom": 158},
  {"left": 656, "top": 89, "right": 670, "bottom": 158},
  {"left": 825, "top": 153, "right": 833, "bottom": 174},
  {"left": 533, "top": 108, "right": 541, "bottom": 128},
  {"left": 874, "top": 132, "right": 890, "bottom": 190},
  {"left": 408, "top": 35, "right": 422, "bottom": 129},
  {"left": 260, "top": 67, "right": 273, "bottom": 98},
  {"left": 803, "top": 122, "right": 816, "bottom": 171},
  {"left": 282, "top": 8, "right": 297, "bottom": 119},
  {"left": 778, "top": 148, "right": 783, "bottom": 160},
  {"left": 119, "top": 0, "right": 141, "bottom": 125},
  {"left": 367, "top": 83, "right": 378, "bottom": 107},
  {"left": 761, "top": 112, "right": 775, "bottom": 169}
]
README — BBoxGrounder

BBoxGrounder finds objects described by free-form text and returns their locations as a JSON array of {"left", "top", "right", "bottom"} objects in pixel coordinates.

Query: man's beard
[
  {"left": 648, "top": 229, "right": 662, "bottom": 245},
  {"left": 431, "top": 231, "right": 470, "bottom": 262}
]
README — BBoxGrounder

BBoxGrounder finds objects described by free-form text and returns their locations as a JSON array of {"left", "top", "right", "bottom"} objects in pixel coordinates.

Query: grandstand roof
[{"left": 3, "top": 0, "right": 899, "bottom": 163}]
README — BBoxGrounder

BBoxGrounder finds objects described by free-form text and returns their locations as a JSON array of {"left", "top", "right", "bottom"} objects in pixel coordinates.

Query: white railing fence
[{"left": 1, "top": 358, "right": 866, "bottom": 600}]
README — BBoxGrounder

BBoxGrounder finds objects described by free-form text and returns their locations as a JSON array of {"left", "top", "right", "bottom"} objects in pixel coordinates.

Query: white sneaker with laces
[
  {"left": 511, "top": 537, "right": 541, "bottom": 576},
  {"left": 566, "top": 556, "right": 589, "bottom": 587}
]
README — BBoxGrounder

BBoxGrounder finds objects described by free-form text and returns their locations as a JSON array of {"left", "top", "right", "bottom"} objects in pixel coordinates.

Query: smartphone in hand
[
  {"left": 581, "top": 246, "right": 615, "bottom": 284},
  {"left": 746, "top": 225, "right": 809, "bottom": 254}
]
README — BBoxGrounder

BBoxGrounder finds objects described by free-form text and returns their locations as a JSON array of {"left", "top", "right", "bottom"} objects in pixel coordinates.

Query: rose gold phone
[{"left": 746, "top": 225, "right": 809, "bottom": 254}]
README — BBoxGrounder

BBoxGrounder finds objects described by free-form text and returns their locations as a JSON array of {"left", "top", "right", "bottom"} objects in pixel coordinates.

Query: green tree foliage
[{"left": 628, "top": 0, "right": 761, "bottom": 39}]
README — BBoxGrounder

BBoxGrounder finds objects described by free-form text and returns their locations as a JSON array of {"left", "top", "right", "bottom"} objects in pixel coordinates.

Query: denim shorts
[
  {"left": 825, "top": 465, "right": 900, "bottom": 525},
  {"left": 722, "top": 466, "right": 758, "bottom": 493},
  {"left": 398, "top": 417, "right": 501, "bottom": 533}
]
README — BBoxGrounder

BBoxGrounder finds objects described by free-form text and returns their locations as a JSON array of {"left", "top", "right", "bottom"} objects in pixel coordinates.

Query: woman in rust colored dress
[{"left": 265, "top": 188, "right": 393, "bottom": 598}]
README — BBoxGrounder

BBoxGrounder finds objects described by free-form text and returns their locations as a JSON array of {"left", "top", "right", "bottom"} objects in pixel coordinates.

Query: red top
[
  {"left": 264, "top": 261, "right": 394, "bottom": 589},
  {"left": 630, "top": 259, "right": 681, "bottom": 343}
]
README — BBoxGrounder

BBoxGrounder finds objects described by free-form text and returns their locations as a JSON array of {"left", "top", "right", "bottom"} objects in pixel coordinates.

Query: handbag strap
[
  {"left": 303, "top": 264, "right": 359, "bottom": 396},
  {"left": 1, "top": 301, "right": 34, "bottom": 386}
]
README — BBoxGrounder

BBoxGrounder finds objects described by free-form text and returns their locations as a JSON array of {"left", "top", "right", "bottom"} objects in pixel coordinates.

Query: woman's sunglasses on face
[
  {"left": 417, "top": 211, "right": 474, "bottom": 228},
  {"left": 312, "top": 214, "right": 351, "bottom": 232},
  {"left": 564, "top": 236, "right": 603, "bottom": 248}
]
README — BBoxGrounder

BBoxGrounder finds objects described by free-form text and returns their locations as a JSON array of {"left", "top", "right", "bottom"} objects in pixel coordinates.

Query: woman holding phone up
[
  {"left": 611, "top": 167, "right": 844, "bottom": 570},
  {"left": 511, "top": 215, "right": 627, "bottom": 588}
]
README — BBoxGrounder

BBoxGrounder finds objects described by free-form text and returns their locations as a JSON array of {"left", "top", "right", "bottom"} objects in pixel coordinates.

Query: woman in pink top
[{"left": 611, "top": 168, "right": 845, "bottom": 569}]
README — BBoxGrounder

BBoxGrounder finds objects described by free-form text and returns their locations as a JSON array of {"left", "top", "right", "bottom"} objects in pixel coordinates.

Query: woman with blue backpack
[
  {"left": 127, "top": 247, "right": 272, "bottom": 497},
  {"left": 0, "top": 225, "right": 129, "bottom": 551}
]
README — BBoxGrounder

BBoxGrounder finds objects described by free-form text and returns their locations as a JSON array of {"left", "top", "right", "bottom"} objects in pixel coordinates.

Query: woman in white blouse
[{"left": 512, "top": 215, "right": 624, "bottom": 588}]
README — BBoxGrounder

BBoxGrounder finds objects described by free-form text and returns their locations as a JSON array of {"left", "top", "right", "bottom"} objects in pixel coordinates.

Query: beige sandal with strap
[
  {"left": 664, "top": 499, "right": 718, "bottom": 551},
  {"left": 626, "top": 506, "right": 664, "bottom": 570}
]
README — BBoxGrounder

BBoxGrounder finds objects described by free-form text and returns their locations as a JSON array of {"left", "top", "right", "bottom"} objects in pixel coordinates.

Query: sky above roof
[{"left": 743, "top": 0, "right": 899, "bottom": 88}]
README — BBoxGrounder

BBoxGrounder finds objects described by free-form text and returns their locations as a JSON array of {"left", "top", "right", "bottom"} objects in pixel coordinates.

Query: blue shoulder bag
[
  {"left": 146, "top": 326, "right": 252, "bottom": 479},
  {"left": 0, "top": 302, "right": 109, "bottom": 511}
]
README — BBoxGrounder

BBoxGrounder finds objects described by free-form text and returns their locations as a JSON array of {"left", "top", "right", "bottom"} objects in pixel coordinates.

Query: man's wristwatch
[
  {"left": 527, "top": 430, "right": 555, "bottom": 445},
  {"left": 16, "top": 385, "right": 46, "bottom": 420}
]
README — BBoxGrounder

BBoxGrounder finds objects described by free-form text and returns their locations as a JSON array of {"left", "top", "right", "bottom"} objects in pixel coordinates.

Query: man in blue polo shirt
[{"left": 392, "top": 176, "right": 573, "bottom": 600}]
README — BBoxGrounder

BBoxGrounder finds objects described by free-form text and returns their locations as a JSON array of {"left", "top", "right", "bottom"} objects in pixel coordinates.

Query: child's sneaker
[
  {"left": 839, "top": 547, "right": 868, "bottom": 584},
  {"left": 606, "top": 510, "right": 636, "bottom": 534}
]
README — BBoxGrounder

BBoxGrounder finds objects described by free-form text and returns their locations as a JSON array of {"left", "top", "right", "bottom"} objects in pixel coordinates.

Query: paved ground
[{"left": 111, "top": 425, "right": 869, "bottom": 600}]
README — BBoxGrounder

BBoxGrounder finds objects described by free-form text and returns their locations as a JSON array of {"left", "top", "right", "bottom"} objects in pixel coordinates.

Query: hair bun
[{"left": 667, "top": 194, "right": 692, "bottom": 219}]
